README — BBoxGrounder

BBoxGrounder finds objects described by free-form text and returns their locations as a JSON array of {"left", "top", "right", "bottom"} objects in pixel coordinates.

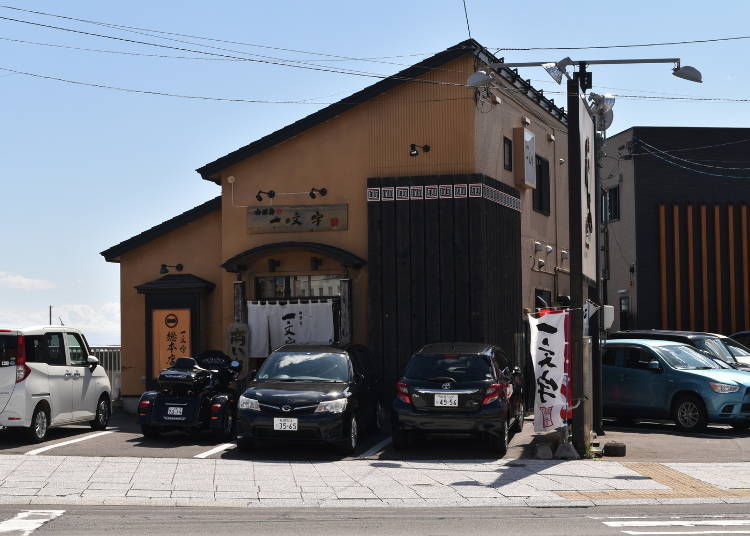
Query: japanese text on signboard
[
  {"left": 247, "top": 204, "right": 348, "bottom": 233},
  {"left": 529, "top": 310, "right": 569, "bottom": 432}
]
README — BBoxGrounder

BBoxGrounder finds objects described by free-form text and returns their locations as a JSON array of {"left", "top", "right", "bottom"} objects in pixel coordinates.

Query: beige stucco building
[{"left": 101, "top": 39, "right": 571, "bottom": 410}]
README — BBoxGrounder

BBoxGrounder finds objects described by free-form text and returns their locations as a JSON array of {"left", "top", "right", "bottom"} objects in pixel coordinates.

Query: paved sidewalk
[{"left": 0, "top": 455, "right": 747, "bottom": 508}]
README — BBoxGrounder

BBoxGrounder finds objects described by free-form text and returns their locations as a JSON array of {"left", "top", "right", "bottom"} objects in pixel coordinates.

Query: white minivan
[{"left": 0, "top": 326, "right": 112, "bottom": 442}]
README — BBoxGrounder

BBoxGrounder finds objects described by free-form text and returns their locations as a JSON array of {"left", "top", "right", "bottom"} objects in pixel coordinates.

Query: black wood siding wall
[{"left": 367, "top": 174, "right": 522, "bottom": 393}]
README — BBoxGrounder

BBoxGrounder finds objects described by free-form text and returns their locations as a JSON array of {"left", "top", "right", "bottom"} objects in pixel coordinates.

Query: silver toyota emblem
[
  {"left": 281, "top": 405, "right": 292, "bottom": 412},
  {"left": 442, "top": 383, "right": 451, "bottom": 390}
]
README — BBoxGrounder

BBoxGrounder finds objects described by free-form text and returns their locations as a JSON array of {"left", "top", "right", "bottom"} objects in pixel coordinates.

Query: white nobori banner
[{"left": 529, "top": 310, "right": 569, "bottom": 432}]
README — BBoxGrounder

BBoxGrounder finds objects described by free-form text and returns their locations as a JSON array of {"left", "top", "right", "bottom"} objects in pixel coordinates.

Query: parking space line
[
  {"left": 193, "top": 443, "right": 235, "bottom": 459},
  {"left": 25, "top": 431, "right": 114, "bottom": 456},
  {"left": 358, "top": 437, "right": 392, "bottom": 458},
  {"left": 0, "top": 510, "right": 65, "bottom": 534}
]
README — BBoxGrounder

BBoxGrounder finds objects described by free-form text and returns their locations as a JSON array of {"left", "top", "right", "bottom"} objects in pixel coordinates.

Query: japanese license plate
[
  {"left": 273, "top": 418, "right": 298, "bottom": 431},
  {"left": 166, "top": 406, "right": 183, "bottom": 416},
  {"left": 434, "top": 394, "right": 459, "bottom": 407}
]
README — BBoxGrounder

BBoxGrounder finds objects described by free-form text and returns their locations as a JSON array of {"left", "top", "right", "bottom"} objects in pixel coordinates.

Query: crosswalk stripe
[{"left": 0, "top": 510, "right": 64, "bottom": 535}]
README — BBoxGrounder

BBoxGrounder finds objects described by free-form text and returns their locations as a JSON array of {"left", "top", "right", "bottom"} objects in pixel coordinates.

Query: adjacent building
[
  {"left": 602, "top": 126, "right": 750, "bottom": 334},
  {"left": 101, "top": 39, "right": 572, "bottom": 411}
]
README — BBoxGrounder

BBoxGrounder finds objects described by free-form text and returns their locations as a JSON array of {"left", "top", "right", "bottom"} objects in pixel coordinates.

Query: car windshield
[
  {"left": 694, "top": 338, "right": 735, "bottom": 362},
  {"left": 257, "top": 351, "right": 350, "bottom": 382},
  {"left": 404, "top": 354, "right": 493, "bottom": 382},
  {"left": 723, "top": 338, "right": 750, "bottom": 358},
  {"left": 655, "top": 345, "right": 720, "bottom": 370}
]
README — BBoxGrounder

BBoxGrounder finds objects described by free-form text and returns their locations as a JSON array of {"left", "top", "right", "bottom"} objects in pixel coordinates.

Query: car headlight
[
  {"left": 709, "top": 382, "right": 740, "bottom": 394},
  {"left": 315, "top": 398, "right": 348, "bottom": 414},
  {"left": 238, "top": 395, "right": 260, "bottom": 411}
]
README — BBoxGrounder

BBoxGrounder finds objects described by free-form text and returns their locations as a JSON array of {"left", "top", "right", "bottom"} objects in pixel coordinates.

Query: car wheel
[
  {"left": 489, "top": 419, "right": 508, "bottom": 457},
  {"left": 141, "top": 425, "right": 161, "bottom": 439},
  {"left": 732, "top": 422, "right": 749, "bottom": 432},
  {"left": 373, "top": 401, "right": 386, "bottom": 433},
  {"left": 338, "top": 415, "right": 358, "bottom": 456},
  {"left": 25, "top": 405, "right": 49, "bottom": 443},
  {"left": 512, "top": 401, "right": 525, "bottom": 433},
  {"left": 90, "top": 396, "right": 110, "bottom": 430},
  {"left": 216, "top": 410, "right": 235, "bottom": 441},
  {"left": 238, "top": 438, "right": 254, "bottom": 452},
  {"left": 672, "top": 394, "right": 708, "bottom": 432}
]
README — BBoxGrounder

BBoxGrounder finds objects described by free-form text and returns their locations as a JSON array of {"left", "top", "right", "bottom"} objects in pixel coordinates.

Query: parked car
[
  {"left": 603, "top": 338, "right": 750, "bottom": 432},
  {"left": 137, "top": 350, "right": 241, "bottom": 440},
  {"left": 236, "top": 344, "right": 382, "bottom": 455},
  {"left": 0, "top": 326, "right": 112, "bottom": 442},
  {"left": 391, "top": 342, "right": 524, "bottom": 456},
  {"left": 611, "top": 330, "right": 750, "bottom": 371}
]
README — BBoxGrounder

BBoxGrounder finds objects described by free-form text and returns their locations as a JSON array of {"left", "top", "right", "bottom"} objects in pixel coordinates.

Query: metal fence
[{"left": 91, "top": 346, "right": 121, "bottom": 401}]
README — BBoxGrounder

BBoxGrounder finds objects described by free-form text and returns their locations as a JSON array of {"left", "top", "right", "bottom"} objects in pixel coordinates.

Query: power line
[
  {"left": 0, "top": 4, "right": 432, "bottom": 65},
  {"left": 627, "top": 136, "right": 750, "bottom": 156},
  {"left": 639, "top": 146, "right": 750, "bottom": 179},
  {"left": 637, "top": 139, "right": 750, "bottom": 170},
  {"left": 0, "top": 35, "right": 240, "bottom": 61},
  {"left": 494, "top": 34, "right": 750, "bottom": 51},
  {"left": 461, "top": 0, "right": 472, "bottom": 39},
  {"left": 0, "top": 64, "right": 477, "bottom": 105}
]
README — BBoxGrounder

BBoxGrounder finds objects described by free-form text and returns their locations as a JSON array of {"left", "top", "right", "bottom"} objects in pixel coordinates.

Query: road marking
[
  {"left": 358, "top": 437, "right": 392, "bottom": 458},
  {"left": 194, "top": 443, "right": 235, "bottom": 459},
  {"left": 0, "top": 510, "right": 64, "bottom": 535},
  {"left": 607, "top": 520, "right": 750, "bottom": 527},
  {"left": 25, "top": 431, "right": 113, "bottom": 456},
  {"left": 621, "top": 531, "right": 750, "bottom": 535}
]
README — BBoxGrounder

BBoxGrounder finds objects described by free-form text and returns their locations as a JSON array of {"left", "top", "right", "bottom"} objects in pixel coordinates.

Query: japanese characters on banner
[
  {"left": 247, "top": 301, "right": 335, "bottom": 357},
  {"left": 529, "top": 309, "right": 571, "bottom": 432},
  {"left": 152, "top": 309, "right": 191, "bottom": 376},
  {"left": 579, "top": 94, "right": 597, "bottom": 281}
]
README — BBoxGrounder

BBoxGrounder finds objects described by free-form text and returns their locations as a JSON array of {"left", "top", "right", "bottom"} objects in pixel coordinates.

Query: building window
[
  {"left": 607, "top": 185, "right": 620, "bottom": 221},
  {"left": 532, "top": 155, "right": 550, "bottom": 216},
  {"left": 619, "top": 295, "right": 630, "bottom": 330},
  {"left": 503, "top": 137, "right": 513, "bottom": 171},
  {"left": 534, "top": 288, "right": 552, "bottom": 309}
]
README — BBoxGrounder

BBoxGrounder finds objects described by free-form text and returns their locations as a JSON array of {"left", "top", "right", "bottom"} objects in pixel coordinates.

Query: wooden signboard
[
  {"left": 247, "top": 204, "right": 348, "bottom": 233},
  {"left": 152, "top": 308, "right": 191, "bottom": 376}
]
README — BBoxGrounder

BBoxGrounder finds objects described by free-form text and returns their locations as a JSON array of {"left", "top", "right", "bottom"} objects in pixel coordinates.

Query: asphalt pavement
[{"left": 3, "top": 503, "right": 750, "bottom": 535}]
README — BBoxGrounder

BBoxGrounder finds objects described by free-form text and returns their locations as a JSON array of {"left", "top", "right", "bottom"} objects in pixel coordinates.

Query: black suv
[
  {"left": 391, "top": 342, "right": 524, "bottom": 456},
  {"left": 611, "top": 330, "right": 750, "bottom": 371}
]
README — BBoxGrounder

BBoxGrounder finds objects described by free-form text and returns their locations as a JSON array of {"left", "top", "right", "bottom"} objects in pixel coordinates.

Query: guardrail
[{"left": 91, "top": 346, "right": 121, "bottom": 401}]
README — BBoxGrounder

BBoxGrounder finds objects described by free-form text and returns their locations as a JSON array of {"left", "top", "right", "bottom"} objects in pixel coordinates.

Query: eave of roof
[
  {"left": 135, "top": 274, "right": 216, "bottom": 294},
  {"left": 100, "top": 196, "right": 221, "bottom": 262},
  {"left": 196, "top": 39, "right": 567, "bottom": 183}
]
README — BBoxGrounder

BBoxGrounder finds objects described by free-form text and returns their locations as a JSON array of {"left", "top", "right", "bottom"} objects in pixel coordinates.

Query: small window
[
  {"left": 65, "top": 332, "right": 88, "bottom": 366},
  {"left": 532, "top": 155, "right": 550, "bottom": 216},
  {"left": 503, "top": 137, "right": 513, "bottom": 171},
  {"left": 607, "top": 185, "right": 620, "bottom": 221},
  {"left": 46, "top": 333, "right": 66, "bottom": 366}
]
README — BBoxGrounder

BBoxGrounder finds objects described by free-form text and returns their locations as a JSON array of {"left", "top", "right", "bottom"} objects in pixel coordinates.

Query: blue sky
[{"left": 1, "top": 1, "right": 748, "bottom": 344}]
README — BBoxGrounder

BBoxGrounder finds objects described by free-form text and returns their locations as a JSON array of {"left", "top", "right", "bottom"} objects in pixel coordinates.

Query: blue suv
[{"left": 603, "top": 339, "right": 750, "bottom": 432}]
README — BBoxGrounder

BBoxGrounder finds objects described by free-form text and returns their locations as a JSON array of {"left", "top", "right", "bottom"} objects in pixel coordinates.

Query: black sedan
[
  {"left": 392, "top": 342, "right": 524, "bottom": 456},
  {"left": 236, "top": 344, "right": 382, "bottom": 455}
]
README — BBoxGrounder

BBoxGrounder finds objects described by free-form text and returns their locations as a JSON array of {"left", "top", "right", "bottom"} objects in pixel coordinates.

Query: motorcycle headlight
[
  {"left": 238, "top": 395, "right": 260, "bottom": 411},
  {"left": 709, "top": 382, "right": 740, "bottom": 394},
  {"left": 315, "top": 398, "right": 348, "bottom": 414}
]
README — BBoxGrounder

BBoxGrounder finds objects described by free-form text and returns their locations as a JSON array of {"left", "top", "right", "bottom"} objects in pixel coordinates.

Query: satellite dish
[
  {"left": 595, "top": 109, "right": 613, "bottom": 132},
  {"left": 466, "top": 70, "right": 493, "bottom": 88}
]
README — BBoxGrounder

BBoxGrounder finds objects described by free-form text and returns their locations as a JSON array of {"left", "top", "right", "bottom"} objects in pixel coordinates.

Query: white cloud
[
  {"left": 0, "top": 303, "right": 120, "bottom": 346},
  {"left": 0, "top": 271, "right": 56, "bottom": 290}
]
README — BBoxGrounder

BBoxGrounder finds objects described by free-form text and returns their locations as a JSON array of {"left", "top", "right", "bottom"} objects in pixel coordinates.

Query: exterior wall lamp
[
  {"left": 256, "top": 190, "right": 276, "bottom": 202},
  {"left": 160, "top": 264, "right": 183, "bottom": 274},
  {"left": 409, "top": 144, "right": 430, "bottom": 157},
  {"left": 309, "top": 188, "right": 328, "bottom": 199}
]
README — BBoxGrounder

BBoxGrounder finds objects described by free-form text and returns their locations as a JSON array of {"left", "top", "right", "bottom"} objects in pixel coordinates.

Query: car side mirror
[
  {"left": 647, "top": 361, "right": 662, "bottom": 372},
  {"left": 87, "top": 355, "right": 99, "bottom": 369}
]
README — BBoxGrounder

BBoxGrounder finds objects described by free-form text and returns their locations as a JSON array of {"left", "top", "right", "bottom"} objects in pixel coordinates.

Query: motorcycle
[{"left": 137, "top": 350, "right": 242, "bottom": 441}]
